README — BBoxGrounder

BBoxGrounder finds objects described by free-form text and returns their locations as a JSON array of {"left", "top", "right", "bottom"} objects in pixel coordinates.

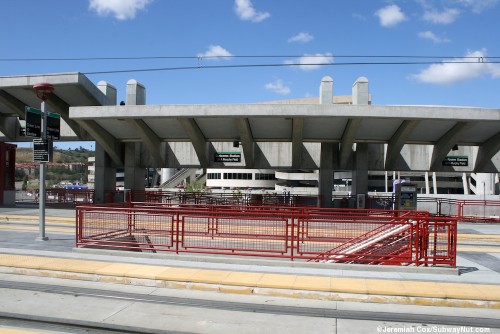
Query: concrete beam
[
  {"left": 127, "top": 119, "right": 164, "bottom": 166},
  {"left": 430, "top": 122, "right": 474, "bottom": 171},
  {"left": 76, "top": 119, "right": 123, "bottom": 166},
  {"left": 339, "top": 119, "right": 362, "bottom": 169},
  {"left": 385, "top": 120, "right": 420, "bottom": 170},
  {"left": 474, "top": 131, "right": 500, "bottom": 171},
  {"left": 177, "top": 118, "right": 208, "bottom": 167},
  {"left": 0, "top": 115, "right": 18, "bottom": 140},
  {"left": 47, "top": 94, "right": 88, "bottom": 139},
  {"left": 292, "top": 117, "right": 304, "bottom": 168},
  {"left": 69, "top": 104, "right": 500, "bottom": 123},
  {"left": 236, "top": 118, "right": 255, "bottom": 168},
  {"left": 0, "top": 89, "right": 26, "bottom": 118}
]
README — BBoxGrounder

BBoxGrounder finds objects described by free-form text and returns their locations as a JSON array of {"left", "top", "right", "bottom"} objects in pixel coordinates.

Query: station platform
[{"left": 0, "top": 206, "right": 499, "bottom": 310}]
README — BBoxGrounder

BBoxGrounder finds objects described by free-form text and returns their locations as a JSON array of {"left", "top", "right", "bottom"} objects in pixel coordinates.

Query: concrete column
[
  {"left": 94, "top": 143, "right": 116, "bottom": 204},
  {"left": 319, "top": 76, "right": 334, "bottom": 207},
  {"left": 123, "top": 80, "right": 146, "bottom": 198},
  {"left": 319, "top": 76, "right": 333, "bottom": 105},
  {"left": 352, "top": 77, "right": 369, "bottom": 105},
  {"left": 350, "top": 77, "right": 369, "bottom": 196},
  {"left": 319, "top": 143, "right": 335, "bottom": 207},
  {"left": 352, "top": 143, "right": 368, "bottom": 196},
  {"left": 124, "top": 142, "right": 145, "bottom": 195},
  {"left": 425, "top": 172, "right": 430, "bottom": 194},
  {"left": 94, "top": 81, "right": 117, "bottom": 204},
  {"left": 385, "top": 171, "right": 389, "bottom": 193},
  {"left": 126, "top": 79, "right": 146, "bottom": 105},
  {"left": 432, "top": 172, "right": 438, "bottom": 194},
  {"left": 97, "top": 81, "right": 117, "bottom": 106}
]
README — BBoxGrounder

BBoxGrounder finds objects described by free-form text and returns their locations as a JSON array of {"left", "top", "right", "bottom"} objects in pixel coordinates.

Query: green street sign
[{"left": 25, "top": 106, "right": 61, "bottom": 140}]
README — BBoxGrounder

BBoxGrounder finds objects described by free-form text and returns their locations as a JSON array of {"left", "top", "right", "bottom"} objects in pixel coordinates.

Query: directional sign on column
[{"left": 25, "top": 107, "right": 61, "bottom": 140}]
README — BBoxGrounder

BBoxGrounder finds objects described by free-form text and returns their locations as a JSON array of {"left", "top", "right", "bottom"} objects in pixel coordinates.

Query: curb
[{"left": 1, "top": 266, "right": 498, "bottom": 309}]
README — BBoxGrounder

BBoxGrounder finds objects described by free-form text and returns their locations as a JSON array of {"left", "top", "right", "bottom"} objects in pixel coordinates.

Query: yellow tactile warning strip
[
  {"left": 0, "top": 253, "right": 499, "bottom": 308},
  {"left": 0, "top": 327, "right": 51, "bottom": 334},
  {"left": 0, "top": 215, "right": 74, "bottom": 224},
  {"left": 0, "top": 225, "right": 73, "bottom": 233}
]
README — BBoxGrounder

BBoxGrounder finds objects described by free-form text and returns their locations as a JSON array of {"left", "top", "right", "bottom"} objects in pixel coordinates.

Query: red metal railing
[
  {"left": 457, "top": 200, "right": 500, "bottom": 223},
  {"left": 76, "top": 203, "right": 457, "bottom": 266}
]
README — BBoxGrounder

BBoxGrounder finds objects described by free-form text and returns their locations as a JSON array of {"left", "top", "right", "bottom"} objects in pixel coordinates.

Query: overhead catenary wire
[
  {"left": 0, "top": 54, "right": 499, "bottom": 61},
  {"left": 0, "top": 54, "right": 498, "bottom": 77},
  {"left": 82, "top": 60, "right": 500, "bottom": 75}
]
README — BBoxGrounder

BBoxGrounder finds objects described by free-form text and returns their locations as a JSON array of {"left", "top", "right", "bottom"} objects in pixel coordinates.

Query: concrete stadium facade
[{"left": 0, "top": 73, "right": 499, "bottom": 205}]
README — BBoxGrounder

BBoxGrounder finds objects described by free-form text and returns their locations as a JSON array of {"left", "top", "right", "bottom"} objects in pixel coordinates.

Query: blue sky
[{"left": 2, "top": 0, "right": 499, "bottom": 149}]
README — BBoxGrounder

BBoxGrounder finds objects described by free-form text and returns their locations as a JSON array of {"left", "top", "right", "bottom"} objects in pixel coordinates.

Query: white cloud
[
  {"left": 418, "top": 31, "right": 450, "bottom": 43},
  {"left": 197, "top": 45, "right": 233, "bottom": 60},
  {"left": 284, "top": 53, "right": 334, "bottom": 71},
  {"left": 88, "top": 0, "right": 151, "bottom": 20},
  {"left": 423, "top": 8, "right": 460, "bottom": 24},
  {"left": 352, "top": 13, "right": 366, "bottom": 21},
  {"left": 234, "top": 0, "right": 270, "bottom": 22},
  {"left": 458, "top": 0, "right": 499, "bottom": 13},
  {"left": 375, "top": 5, "right": 407, "bottom": 27},
  {"left": 265, "top": 79, "right": 291, "bottom": 95},
  {"left": 288, "top": 32, "right": 314, "bottom": 43},
  {"left": 411, "top": 49, "right": 500, "bottom": 84}
]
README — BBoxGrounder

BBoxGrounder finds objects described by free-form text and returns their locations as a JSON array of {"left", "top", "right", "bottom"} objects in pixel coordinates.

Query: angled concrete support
[
  {"left": 236, "top": 118, "right": 255, "bottom": 168},
  {"left": 177, "top": 118, "right": 209, "bottom": 167},
  {"left": 385, "top": 120, "right": 420, "bottom": 170},
  {"left": 0, "top": 115, "right": 18, "bottom": 140},
  {"left": 0, "top": 90, "right": 25, "bottom": 118},
  {"left": 339, "top": 119, "right": 362, "bottom": 169},
  {"left": 77, "top": 120, "right": 123, "bottom": 166},
  {"left": 48, "top": 94, "right": 88, "bottom": 139},
  {"left": 292, "top": 117, "right": 304, "bottom": 168},
  {"left": 474, "top": 131, "right": 500, "bottom": 171},
  {"left": 127, "top": 118, "right": 164, "bottom": 166},
  {"left": 430, "top": 122, "right": 474, "bottom": 170}
]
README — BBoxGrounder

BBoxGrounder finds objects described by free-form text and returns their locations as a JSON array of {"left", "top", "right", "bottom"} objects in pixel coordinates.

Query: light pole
[{"left": 33, "top": 83, "right": 54, "bottom": 241}]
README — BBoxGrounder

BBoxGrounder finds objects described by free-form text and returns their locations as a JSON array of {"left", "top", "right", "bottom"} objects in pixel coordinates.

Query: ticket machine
[
  {"left": 0, "top": 143, "right": 16, "bottom": 206},
  {"left": 394, "top": 182, "right": 418, "bottom": 210}
]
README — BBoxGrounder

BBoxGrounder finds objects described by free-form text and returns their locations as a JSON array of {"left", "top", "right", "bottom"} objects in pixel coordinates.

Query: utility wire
[
  {"left": 81, "top": 60, "right": 500, "bottom": 75},
  {"left": 0, "top": 54, "right": 499, "bottom": 62}
]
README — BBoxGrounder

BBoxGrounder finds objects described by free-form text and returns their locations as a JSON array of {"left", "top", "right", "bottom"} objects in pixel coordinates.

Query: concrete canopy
[
  {"left": 69, "top": 103, "right": 500, "bottom": 172},
  {"left": 0, "top": 72, "right": 111, "bottom": 143}
]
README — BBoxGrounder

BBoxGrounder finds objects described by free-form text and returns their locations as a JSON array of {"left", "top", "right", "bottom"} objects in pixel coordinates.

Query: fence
[
  {"left": 76, "top": 203, "right": 456, "bottom": 267},
  {"left": 12, "top": 188, "right": 499, "bottom": 223},
  {"left": 16, "top": 189, "right": 94, "bottom": 207}
]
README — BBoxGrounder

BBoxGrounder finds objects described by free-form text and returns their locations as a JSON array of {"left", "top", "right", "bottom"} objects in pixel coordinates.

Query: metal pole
[{"left": 37, "top": 99, "right": 48, "bottom": 241}]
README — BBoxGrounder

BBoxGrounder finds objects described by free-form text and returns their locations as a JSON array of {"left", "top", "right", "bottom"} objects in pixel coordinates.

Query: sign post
[{"left": 32, "top": 83, "right": 55, "bottom": 242}]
